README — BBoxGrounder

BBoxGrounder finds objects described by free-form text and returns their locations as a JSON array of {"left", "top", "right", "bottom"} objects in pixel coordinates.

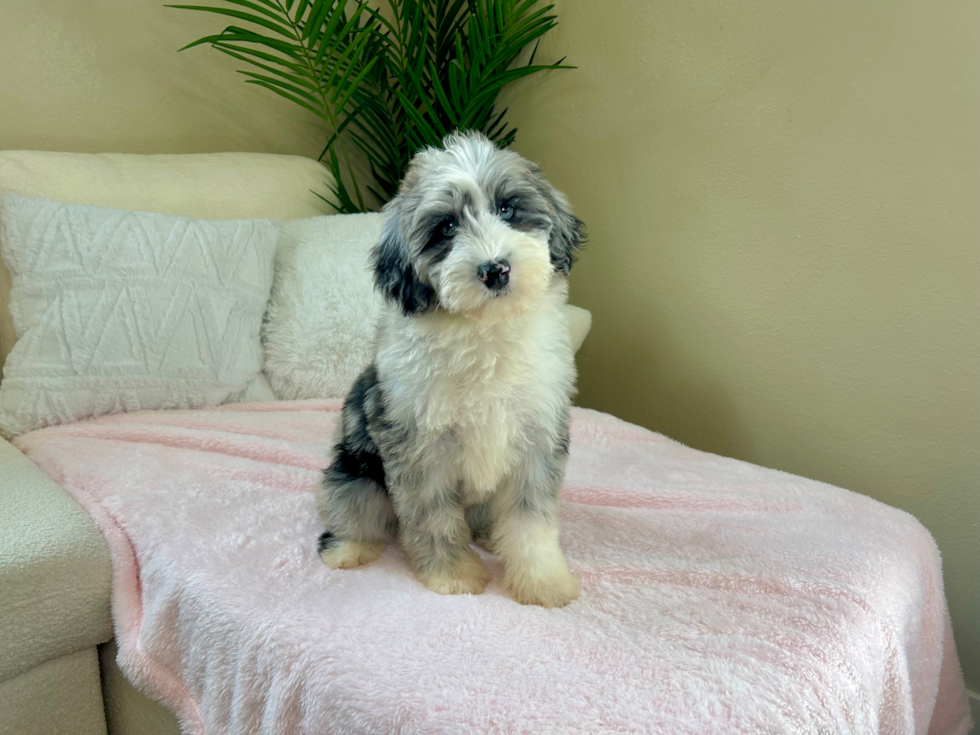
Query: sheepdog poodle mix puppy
[{"left": 316, "top": 131, "right": 584, "bottom": 607}]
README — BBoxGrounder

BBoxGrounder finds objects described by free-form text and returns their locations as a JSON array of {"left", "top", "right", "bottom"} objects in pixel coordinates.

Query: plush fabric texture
[
  {"left": 0, "top": 150, "right": 332, "bottom": 372},
  {"left": 15, "top": 402, "right": 971, "bottom": 735},
  {"left": 263, "top": 213, "right": 385, "bottom": 400},
  {"left": 0, "top": 436, "right": 111, "bottom": 682},
  {"left": 0, "top": 195, "right": 280, "bottom": 437},
  {"left": 263, "top": 214, "right": 594, "bottom": 400}
]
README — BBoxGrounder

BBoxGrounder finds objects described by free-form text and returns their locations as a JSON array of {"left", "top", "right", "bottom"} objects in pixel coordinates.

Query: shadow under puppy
[{"left": 317, "top": 131, "right": 584, "bottom": 608}]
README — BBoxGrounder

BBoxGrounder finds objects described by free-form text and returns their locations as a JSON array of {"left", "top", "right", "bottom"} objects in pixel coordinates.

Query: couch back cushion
[{"left": 0, "top": 150, "right": 333, "bottom": 372}]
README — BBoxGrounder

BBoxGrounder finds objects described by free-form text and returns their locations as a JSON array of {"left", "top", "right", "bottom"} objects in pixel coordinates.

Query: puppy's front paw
[
  {"left": 417, "top": 551, "right": 491, "bottom": 595},
  {"left": 319, "top": 538, "right": 385, "bottom": 569},
  {"left": 507, "top": 567, "right": 581, "bottom": 608}
]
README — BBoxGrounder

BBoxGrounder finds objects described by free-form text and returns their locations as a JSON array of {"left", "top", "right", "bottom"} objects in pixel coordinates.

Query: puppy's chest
[
  {"left": 422, "top": 342, "right": 541, "bottom": 497},
  {"left": 455, "top": 411, "right": 519, "bottom": 501}
]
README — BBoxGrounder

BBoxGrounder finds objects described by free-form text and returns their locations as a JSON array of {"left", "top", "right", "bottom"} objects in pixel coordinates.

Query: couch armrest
[{"left": 0, "top": 437, "right": 112, "bottom": 682}]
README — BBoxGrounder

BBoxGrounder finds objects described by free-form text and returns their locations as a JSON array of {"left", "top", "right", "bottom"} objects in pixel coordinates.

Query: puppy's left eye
[{"left": 498, "top": 202, "right": 515, "bottom": 221}]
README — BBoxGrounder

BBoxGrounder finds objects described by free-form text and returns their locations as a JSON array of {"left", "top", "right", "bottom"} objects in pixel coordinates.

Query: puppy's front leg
[
  {"left": 493, "top": 447, "right": 580, "bottom": 608},
  {"left": 390, "top": 469, "right": 490, "bottom": 595}
]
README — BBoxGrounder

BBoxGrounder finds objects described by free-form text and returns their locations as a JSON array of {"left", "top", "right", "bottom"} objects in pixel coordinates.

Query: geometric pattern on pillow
[{"left": 0, "top": 194, "right": 280, "bottom": 437}]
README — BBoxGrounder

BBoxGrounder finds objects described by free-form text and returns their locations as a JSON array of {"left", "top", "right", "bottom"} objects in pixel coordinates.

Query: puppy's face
[{"left": 373, "top": 132, "right": 583, "bottom": 322}]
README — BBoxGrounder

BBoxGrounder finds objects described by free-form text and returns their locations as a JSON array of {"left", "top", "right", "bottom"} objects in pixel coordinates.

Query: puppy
[{"left": 316, "top": 131, "right": 584, "bottom": 608}]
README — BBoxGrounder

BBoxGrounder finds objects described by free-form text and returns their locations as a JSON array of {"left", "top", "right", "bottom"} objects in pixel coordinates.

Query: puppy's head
[{"left": 372, "top": 131, "right": 584, "bottom": 322}]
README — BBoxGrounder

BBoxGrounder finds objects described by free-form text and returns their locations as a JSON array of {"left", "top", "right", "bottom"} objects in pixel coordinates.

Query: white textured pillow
[
  {"left": 0, "top": 150, "right": 332, "bottom": 373},
  {"left": 263, "top": 213, "right": 384, "bottom": 400},
  {"left": 0, "top": 194, "right": 280, "bottom": 437}
]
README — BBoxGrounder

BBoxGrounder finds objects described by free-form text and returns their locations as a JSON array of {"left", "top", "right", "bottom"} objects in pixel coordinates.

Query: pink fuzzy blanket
[{"left": 15, "top": 401, "right": 971, "bottom": 734}]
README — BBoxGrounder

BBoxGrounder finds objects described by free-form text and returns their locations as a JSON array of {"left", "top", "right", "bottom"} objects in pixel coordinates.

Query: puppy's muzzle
[{"left": 477, "top": 259, "right": 511, "bottom": 291}]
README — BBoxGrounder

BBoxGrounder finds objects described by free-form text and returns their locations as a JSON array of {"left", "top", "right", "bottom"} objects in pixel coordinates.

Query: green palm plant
[{"left": 170, "top": 0, "right": 571, "bottom": 213}]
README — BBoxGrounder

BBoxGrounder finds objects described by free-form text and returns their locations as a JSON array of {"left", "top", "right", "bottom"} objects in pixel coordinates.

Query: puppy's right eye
[{"left": 422, "top": 216, "right": 458, "bottom": 255}]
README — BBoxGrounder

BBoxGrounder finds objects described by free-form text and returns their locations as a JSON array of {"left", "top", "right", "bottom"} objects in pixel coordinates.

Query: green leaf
[
  {"left": 333, "top": 55, "right": 379, "bottom": 110},
  {"left": 244, "top": 78, "right": 327, "bottom": 119},
  {"left": 325, "top": 147, "right": 363, "bottom": 212},
  {"left": 365, "top": 185, "right": 388, "bottom": 207},
  {"left": 166, "top": 5, "right": 296, "bottom": 38},
  {"left": 211, "top": 41, "right": 306, "bottom": 74},
  {"left": 320, "top": 25, "right": 370, "bottom": 95},
  {"left": 485, "top": 105, "right": 509, "bottom": 138},
  {"left": 448, "top": 58, "right": 465, "bottom": 111},
  {"left": 240, "top": 70, "right": 321, "bottom": 102},
  {"left": 209, "top": 0, "right": 285, "bottom": 24},
  {"left": 330, "top": 28, "right": 378, "bottom": 102},
  {"left": 311, "top": 2, "right": 349, "bottom": 65},
  {"left": 313, "top": 188, "right": 344, "bottom": 214},
  {"left": 186, "top": 26, "right": 303, "bottom": 54},
  {"left": 428, "top": 64, "right": 457, "bottom": 119},
  {"left": 392, "top": 88, "right": 442, "bottom": 144},
  {"left": 293, "top": 0, "right": 311, "bottom": 21},
  {"left": 354, "top": 1, "right": 398, "bottom": 38},
  {"left": 237, "top": 64, "right": 320, "bottom": 94},
  {"left": 302, "top": 0, "right": 334, "bottom": 41}
]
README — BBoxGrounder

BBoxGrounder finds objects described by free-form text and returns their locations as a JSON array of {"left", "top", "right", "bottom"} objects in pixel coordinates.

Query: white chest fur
[{"left": 376, "top": 282, "right": 575, "bottom": 502}]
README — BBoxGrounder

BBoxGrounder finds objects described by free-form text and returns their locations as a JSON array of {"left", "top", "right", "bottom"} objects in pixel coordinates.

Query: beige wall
[
  {"left": 1, "top": 0, "right": 977, "bottom": 697},
  {"left": 0, "top": 0, "right": 325, "bottom": 156},
  {"left": 500, "top": 0, "right": 979, "bottom": 692}
]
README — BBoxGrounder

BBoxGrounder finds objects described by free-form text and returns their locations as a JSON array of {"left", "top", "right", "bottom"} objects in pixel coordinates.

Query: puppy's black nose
[{"left": 477, "top": 259, "right": 511, "bottom": 290}]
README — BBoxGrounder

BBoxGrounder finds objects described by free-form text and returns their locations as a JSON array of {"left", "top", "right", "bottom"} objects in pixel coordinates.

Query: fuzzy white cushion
[
  {"left": 263, "top": 214, "right": 593, "bottom": 401},
  {"left": 0, "top": 194, "right": 280, "bottom": 437},
  {"left": 263, "top": 213, "right": 385, "bottom": 400}
]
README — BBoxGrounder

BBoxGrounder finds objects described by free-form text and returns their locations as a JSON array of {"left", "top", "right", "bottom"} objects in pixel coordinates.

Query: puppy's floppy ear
[
  {"left": 532, "top": 167, "right": 585, "bottom": 275},
  {"left": 371, "top": 211, "right": 435, "bottom": 316}
]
